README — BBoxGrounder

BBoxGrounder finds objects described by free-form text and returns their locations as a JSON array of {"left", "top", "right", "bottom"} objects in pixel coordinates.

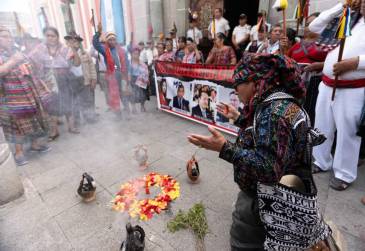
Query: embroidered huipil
[{"left": 219, "top": 98, "right": 308, "bottom": 195}]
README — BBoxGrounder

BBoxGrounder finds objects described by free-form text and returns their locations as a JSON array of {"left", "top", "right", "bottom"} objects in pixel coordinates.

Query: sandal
[
  {"left": 14, "top": 155, "right": 29, "bottom": 166},
  {"left": 330, "top": 177, "right": 350, "bottom": 191},
  {"left": 69, "top": 128, "right": 80, "bottom": 134},
  {"left": 48, "top": 133, "right": 60, "bottom": 142},
  {"left": 30, "top": 145, "right": 52, "bottom": 153},
  {"left": 312, "top": 163, "right": 326, "bottom": 174}
]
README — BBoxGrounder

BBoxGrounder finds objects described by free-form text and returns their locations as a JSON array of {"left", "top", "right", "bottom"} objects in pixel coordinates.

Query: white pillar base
[{"left": 0, "top": 144, "right": 24, "bottom": 206}]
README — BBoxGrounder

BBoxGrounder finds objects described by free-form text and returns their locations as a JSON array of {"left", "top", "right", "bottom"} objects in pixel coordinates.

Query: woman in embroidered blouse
[
  {"left": 206, "top": 32, "right": 237, "bottom": 65},
  {"left": 0, "top": 26, "right": 51, "bottom": 166},
  {"left": 188, "top": 54, "right": 312, "bottom": 250},
  {"left": 182, "top": 38, "right": 203, "bottom": 64},
  {"left": 31, "top": 27, "right": 81, "bottom": 139},
  {"left": 158, "top": 39, "right": 175, "bottom": 62},
  {"left": 130, "top": 48, "right": 149, "bottom": 112}
]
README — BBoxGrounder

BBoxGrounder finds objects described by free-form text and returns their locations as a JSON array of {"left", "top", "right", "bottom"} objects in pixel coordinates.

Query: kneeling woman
[{"left": 188, "top": 54, "right": 329, "bottom": 250}]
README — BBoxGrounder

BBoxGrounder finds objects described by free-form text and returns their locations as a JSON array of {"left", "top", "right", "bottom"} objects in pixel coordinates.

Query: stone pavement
[{"left": 1, "top": 91, "right": 365, "bottom": 251}]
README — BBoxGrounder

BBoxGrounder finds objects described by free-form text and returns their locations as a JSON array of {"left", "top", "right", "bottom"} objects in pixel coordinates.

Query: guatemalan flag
[
  {"left": 100, "top": 0, "right": 126, "bottom": 44},
  {"left": 335, "top": 5, "right": 352, "bottom": 39}
]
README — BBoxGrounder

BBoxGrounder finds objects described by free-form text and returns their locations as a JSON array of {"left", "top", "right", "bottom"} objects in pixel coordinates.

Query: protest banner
[{"left": 154, "top": 61, "right": 240, "bottom": 135}]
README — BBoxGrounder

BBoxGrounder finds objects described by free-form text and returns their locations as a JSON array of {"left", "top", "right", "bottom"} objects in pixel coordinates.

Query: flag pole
[
  {"left": 282, "top": 9, "right": 287, "bottom": 37},
  {"left": 281, "top": 9, "right": 287, "bottom": 55},
  {"left": 212, "top": 14, "right": 216, "bottom": 40},
  {"left": 331, "top": 1, "right": 351, "bottom": 100},
  {"left": 296, "top": 1, "right": 301, "bottom": 34},
  {"left": 91, "top": 9, "right": 100, "bottom": 62},
  {"left": 331, "top": 38, "right": 346, "bottom": 100}
]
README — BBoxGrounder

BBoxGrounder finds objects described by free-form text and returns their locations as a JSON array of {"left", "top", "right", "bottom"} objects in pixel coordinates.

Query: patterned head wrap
[
  {"left": 232, "top": 53, "right": 306, "bottom": 123},
  {"left": 233, "top": 53, "right": 306, "bottom": 102}
]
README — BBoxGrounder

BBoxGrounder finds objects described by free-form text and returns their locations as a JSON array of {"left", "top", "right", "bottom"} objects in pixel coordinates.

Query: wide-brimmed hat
[
  {"left": 105, "top": 32, "right": 117, "bottom": 41},
  {"left": 64, "top": 31, "right": 83, "bottom": 42},
  {"left": 169, "top": 28, "right": 176, "bottom": 34}
]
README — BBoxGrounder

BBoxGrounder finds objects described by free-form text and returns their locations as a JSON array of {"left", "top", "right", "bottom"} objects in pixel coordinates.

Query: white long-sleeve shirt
[{"left": 309, "top": 3, "right": 365, "bottom": 80}]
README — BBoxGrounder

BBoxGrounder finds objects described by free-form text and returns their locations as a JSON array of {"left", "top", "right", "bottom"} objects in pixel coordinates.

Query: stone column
[
  {"left": 150, "top": 0, "right": 164, "bottom": 40},
  {"left": 175, "top": 0, "right": 189, "bottom": 37},
  {"left": 309, "top": 0, "right": 336, "bottom": 13},
  {"left": 0, "top": 129, "right": 24, "bottom": 205}
]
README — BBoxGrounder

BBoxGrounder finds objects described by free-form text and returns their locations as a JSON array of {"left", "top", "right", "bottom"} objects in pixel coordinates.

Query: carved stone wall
[{"left": 190, "top": 0, "right": 223, "bottom": 29}]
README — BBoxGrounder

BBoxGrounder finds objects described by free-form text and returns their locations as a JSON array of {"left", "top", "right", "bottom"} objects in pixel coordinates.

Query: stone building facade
[
  {"left": 133, "top": 0, "right": 339, "bottom": 43},
  {"left": 22, "top": 0, "right": 339, "bottom": 48}
]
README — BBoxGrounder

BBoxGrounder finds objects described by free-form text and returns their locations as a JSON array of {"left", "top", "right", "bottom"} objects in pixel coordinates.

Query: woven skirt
[
  {"left": 0, "top": 112, "right": 48, "bottom": 144},
  {"left": 230, "top": 191, "right": 265, "bottom": 251}
]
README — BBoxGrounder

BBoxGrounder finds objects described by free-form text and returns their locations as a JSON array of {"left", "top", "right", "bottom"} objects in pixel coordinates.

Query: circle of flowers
[{"left": 112, "top": 172, "right": 180, "bottom": 221}]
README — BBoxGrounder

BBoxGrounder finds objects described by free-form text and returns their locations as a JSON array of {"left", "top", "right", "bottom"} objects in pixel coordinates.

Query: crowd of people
[
  {"left": 186, "top": 1, "right": 365, "bottom": 250},
  {"left": 153, "top": 4, "right": 365, "bottom": 194},
  {"left": 0, "top": 23, "right": 151, "bottom": 166}
]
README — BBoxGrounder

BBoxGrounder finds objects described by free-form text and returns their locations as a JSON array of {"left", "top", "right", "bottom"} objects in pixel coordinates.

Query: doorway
[{"left": 223, "top": 0, "right": 260, "bottom": 39}]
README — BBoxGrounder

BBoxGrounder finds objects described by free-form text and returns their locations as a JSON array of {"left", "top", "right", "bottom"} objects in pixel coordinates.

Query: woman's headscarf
[
  {"left": 233, "top": 53, "right": 306, "bottom": 117},
  {"left": 233, "top": 53, "right": 305, "bottom": 100}
]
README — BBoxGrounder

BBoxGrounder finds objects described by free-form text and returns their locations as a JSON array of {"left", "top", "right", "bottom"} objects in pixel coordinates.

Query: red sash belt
[{"left": 322, "top": 75, "right": 365, "bottom": 88}]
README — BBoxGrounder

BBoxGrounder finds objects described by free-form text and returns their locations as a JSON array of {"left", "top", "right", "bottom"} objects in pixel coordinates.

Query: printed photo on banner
[
  {"left": 191, "top": 81, "right": 216, "bottom": 123},
  {"left": 216, "top": 87, "right": 243, "bottom": 133},
  {"left": 157, "top": 77, "right": 172, "bottom": 109},
  {"left": 167, "top": 78, "right": 192, "bottom": 115}
]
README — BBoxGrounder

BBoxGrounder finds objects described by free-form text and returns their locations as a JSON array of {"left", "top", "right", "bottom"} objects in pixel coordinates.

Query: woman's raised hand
[{"left": 217, "top": 102, "right": 240, "bottom": 121}]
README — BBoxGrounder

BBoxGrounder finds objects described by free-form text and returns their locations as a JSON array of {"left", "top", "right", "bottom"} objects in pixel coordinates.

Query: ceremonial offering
[
  {"left": 112, "top": 173, "right": 180, "bottom": 221},
  {"left": 186, "top": 155, "right": 200, "bottom": 182},
  {"left": 133, "top": 145, "right": 148, "bottom": 170},
  {"left": 167, "top": 203, "right": 208, "bottom": 251},
  {"left": 77, "top": 173, "right": 97, "bottom": 202},
  {"left": 120, "top": 223, "right": 145, "bottom": 251}
]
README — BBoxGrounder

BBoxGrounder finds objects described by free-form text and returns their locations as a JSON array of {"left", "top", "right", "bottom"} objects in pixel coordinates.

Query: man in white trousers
[{"left": 309, "top": 0, "right": 365, "bottom": 190}]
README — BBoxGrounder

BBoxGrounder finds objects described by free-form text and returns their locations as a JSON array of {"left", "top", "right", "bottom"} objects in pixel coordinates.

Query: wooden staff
[
  {"left": 281, "top": 9, "right": 288, "bottom": 55},
  {"left": 40, "top": 7, "right": 49, "bottom": 27},
  {"left": 262, "top": 13, "right": 268, "bottom": 40},
  {"left": 282, "top": 9, "right": 287, "bottom": 37},
  {"left": 331, "top": 1, "right": 351, "bottom": 100},
  {"left": 193, "top": 26, "right": 196, "bottom": 43},
  {"left": 296, "top": 11, "right": 301, "bottom": 34},
  {"left": 296, "top": 0, "right": 303, "bottom": 34},
  {"left": 212, "top": 17, "right": 216, "bottom": 39},
  {"left": 331, "top": 39, "right": 346, "bottom": 100},
  {"left": 91, "top": 9, "right": 100, "bottom": 61}
]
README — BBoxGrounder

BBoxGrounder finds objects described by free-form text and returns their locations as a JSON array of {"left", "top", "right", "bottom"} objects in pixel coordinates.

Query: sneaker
[
  {"left": 14, "top": 155, "right": 29, "bottom": 166},
  {"left": 29, "top": 145, "right": 52, "bottom": 153}
]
